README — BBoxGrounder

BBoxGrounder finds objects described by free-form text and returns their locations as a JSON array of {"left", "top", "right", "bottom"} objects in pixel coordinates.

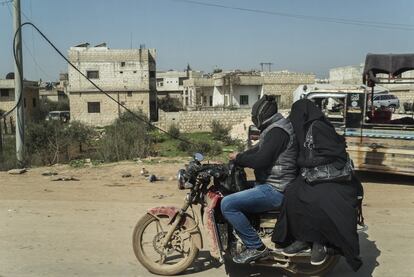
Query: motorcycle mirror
[{"left": 194, "top": 153, "right": 204, "bottom": 162}]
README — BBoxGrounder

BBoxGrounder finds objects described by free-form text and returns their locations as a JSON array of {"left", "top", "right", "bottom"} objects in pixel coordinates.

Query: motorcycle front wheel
[{"left": 132, "top": 213, "right": 200, "bottom": 275}]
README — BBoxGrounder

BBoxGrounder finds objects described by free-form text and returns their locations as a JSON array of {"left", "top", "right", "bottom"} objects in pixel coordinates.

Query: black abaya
[{"left": 272, "top": 99, "right": 363, "bottom": 271}]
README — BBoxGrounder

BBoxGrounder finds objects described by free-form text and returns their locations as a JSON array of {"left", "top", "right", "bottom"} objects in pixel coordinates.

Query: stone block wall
[
  {"left": 262, "top": 72, "right": 315, "bottom": 108},
  {"left": 157, "top": 109, "right": 251, "bottom": 133}
]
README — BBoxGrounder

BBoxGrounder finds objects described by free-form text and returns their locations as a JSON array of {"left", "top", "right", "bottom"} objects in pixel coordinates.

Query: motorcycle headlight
[{"left": 177, "top": 169, "right": 187, "bottom": 190}]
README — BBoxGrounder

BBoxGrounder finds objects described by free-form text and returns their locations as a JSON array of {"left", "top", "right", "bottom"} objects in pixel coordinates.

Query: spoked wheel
[
  {"left": 132, "top": 213, "right": 199, "bottom": 275},
  {"left": 287, "top": 255, "right": 340, "bottom": 277}
]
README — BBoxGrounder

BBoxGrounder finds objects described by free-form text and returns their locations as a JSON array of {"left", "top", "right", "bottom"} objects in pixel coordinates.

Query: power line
[
  {"left": 0, "top": 0, "right": 12, "bottom": 6},
  {"left": 6, "top": 2, "right": 53, "bottom": 80},
  {"left": 167, "top": 0, "right": 414, "bottom": 31}
]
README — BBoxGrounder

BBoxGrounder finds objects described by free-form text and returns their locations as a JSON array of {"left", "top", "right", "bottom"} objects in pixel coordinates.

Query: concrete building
[
  {"left": 183, "top": 70, "right": 315, "bottom": 110},
  {"left": 68, "top": 43, "right": 157, "bottom": 126},
  {"left": 156, "top": 70, "right": 188, "bottom": 99},
  {"left": 39, "top": 73, "right": 69, "bottom": 103},
  {"left": 0, "top": 75, "right": 40, "bottom": 126}
]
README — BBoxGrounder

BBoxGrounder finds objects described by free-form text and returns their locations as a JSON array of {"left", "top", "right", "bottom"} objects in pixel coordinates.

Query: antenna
[{"left": 260, "top": 62, "right": 273, "bottom": 72}]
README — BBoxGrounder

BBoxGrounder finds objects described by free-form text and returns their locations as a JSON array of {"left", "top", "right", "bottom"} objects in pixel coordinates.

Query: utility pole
[{"left": 13, "top": 0, "right": 25, "bottom": 167}]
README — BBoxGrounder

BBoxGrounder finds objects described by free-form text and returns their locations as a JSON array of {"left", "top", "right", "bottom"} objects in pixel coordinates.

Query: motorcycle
[{"left": 132, "top": 153, "right": 340, "bottom": 276}]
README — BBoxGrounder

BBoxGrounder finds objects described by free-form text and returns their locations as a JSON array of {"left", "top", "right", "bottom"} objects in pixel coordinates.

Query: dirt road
[{"left": 0, "top": 161, "right": 413, "bottom": 277}]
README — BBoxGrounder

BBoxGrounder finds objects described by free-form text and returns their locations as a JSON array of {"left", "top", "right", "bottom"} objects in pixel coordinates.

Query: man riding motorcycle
[{"left": 221, "top": 95, "right": 298, "bottom": 264}]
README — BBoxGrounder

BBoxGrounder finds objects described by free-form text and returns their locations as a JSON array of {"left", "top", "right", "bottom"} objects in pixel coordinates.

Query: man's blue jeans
[{"left": 221, "top": 183, "right": 284, "bottom": 249}]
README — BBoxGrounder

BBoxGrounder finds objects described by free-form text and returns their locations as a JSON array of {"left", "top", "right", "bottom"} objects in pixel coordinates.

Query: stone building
[
  {"left": 0, "top": 75, "right": 39, "bottom": 126},
  {"left": 39, "top": 73, "right": 69, "bottom": 103},
  {"left": 182, "top": 70, "right": 315, "bottom": 110},
  {"left": 68, "top": 43, "right": 157, "bottom": 126},
  {"left": 156, "top": 69, "right": 203, "bottom": 98}
]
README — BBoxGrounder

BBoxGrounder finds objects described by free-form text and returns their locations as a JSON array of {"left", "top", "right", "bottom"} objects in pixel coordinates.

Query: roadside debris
[
  {"left": 140, "top": 167, "right": 149, "bottom": 176},
  {"left": 152, "top": 193, "right": 174, "bottom": 199},
  {"left": 42, "top": 171, "right": 58, "bottom": 176},
  {"left": 147, "top": 174, "right": 166, "bottom": 182},
  {"left": 51, "top": 175, "right": 79, "bottom": 181},
  {"left": 122, "top": 173, "right": 132, "bottom": 178},
  {"left": 8, "top": 168, "right": 27, "bottom": 175},
  {"left": 148, "top": 174, "right": 157, "bottom": 182},
  {"left": 84, "top": 158, "right": 92, "bottom": 167}
]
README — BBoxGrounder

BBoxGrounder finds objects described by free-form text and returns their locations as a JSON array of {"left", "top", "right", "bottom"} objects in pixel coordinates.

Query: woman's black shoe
[
  {"left": 311, "top": 242, "right": 327, "bottom": 265},
  {"left": 281, "top": 241, "right": 311, "bottom": 256}
]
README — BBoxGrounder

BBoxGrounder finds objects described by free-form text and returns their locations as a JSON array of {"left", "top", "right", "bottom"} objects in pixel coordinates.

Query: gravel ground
[{"left": 0, "top": 161, "right": 413, "bottom": 277}]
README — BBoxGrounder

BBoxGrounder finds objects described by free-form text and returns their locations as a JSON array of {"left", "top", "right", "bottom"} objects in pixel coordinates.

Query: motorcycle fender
[{"left": 147, "top": 206, "right": 203, "bottom": 250}]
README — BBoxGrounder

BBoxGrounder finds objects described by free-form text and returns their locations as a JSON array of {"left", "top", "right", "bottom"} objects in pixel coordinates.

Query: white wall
[
  {"left": 231, "top": 85, "right": 261, "bottom": 107},
  {"left": 212, "top": 85, "right": 260, "bottom": 107}
]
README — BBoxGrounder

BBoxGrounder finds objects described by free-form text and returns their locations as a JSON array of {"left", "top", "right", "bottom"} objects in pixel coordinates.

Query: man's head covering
[{"left": 251, "top": 95, "right": 278, "bottom": 130}]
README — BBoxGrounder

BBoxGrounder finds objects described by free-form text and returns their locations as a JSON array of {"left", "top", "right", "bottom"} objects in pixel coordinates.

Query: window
[
  {"left": 24, "top": 98, "right": 26, "bottom": 108},
  {"left": 127, "top": 91, "right": 132, "bottom": 97},
  {"left": 149, "top": 71, "right": 156, "bottom": 78},
  {"left": 133, "top": 70, "right": 137, "bottom": 74},
  {"left": 203, "top": 96, "right": 207, "bottom": 105},
  {"left": 87, "top": 102, "right": 100, "bottom": 113},
  {"left": 0, "top": 89, "right": 10, "bottom": 97},
  {"left": 178, "top": 77, "right": 186, "bottom": 86},
  {"left": 32, "top": 98, "right": 37, "bottom": 108},
  {"left": 120, "top": 71, "right": 123, "bottom": 74},
  {"left": 121, "top": 62, "right": 125, "bottom": 67},
  {"left": 209, "top": 96, "right": 213, "bottom": 106},
  {"left": 240, "top": 95, "right": 249, "bottom": 105},
  {"left": 87, "top": 70, "right": 99, "bottom": 79}
]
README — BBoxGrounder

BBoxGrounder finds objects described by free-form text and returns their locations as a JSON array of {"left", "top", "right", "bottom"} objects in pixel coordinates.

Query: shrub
[
  {"left": 158, "top": 95, "right": 183, "bottom": 112},
  {"left": 177, "top": 139, "right": 222, "bottom": 156},
  {"left": 97, "top": 111, "right": 152, "bottom": 162},
  {"left": 25, "top": 120, "right": 71, "bottom": 164},
  {"left": 24, "top": 120, "right": 94, "bottom": 165},
  {"left": 168, "top": 124, "right": 181, "bottom": 138},
  {"left": 211, "top": 120, "right": 230, "bottom": 141},
  {"left": 67, "top": 121, "right": 95, "bottom": 152}
]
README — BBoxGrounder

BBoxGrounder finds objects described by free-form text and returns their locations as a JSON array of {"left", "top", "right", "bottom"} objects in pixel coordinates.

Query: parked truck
[{"left": 249, "top": 54, "right": 414, "bottom": 176}]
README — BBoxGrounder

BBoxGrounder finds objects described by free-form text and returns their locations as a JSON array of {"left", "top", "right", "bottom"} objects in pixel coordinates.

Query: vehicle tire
[
  {"left": 388, "top": 105, "right": 396, "bottom": 113},
  {"left": 132, "top": 213, "right": 200, "bottom": 276},
  {"left": 286, "top": 255, "right": 340, "bottom": 277}
]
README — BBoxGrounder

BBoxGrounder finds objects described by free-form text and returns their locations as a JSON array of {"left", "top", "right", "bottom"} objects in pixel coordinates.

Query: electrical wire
[
  {"left": 6, "top": 0, "right": 51, "bottom": 80},
  {"left": 2, "top": 22, "right": 198, "bottom": 148},
  {"left": 168, "top": 0, "right": 414, "bottom": 31}
]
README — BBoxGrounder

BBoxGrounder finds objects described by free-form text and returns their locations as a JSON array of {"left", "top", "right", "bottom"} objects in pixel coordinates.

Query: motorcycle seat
[{"left": 260, "top": 208, "right": 281, "bottom": 217}]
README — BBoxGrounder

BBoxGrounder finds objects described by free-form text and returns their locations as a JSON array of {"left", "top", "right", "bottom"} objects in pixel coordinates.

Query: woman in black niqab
[{"left": 272, "top": 99, "right": 363, "bottom": 272}]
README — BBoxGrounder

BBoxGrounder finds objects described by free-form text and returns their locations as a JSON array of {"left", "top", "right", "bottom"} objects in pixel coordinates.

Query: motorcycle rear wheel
[{"left": 132, "top": 213, "right": 199, "bottom": 276}]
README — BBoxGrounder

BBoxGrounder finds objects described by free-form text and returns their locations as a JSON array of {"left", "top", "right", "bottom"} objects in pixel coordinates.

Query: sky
[{"left": 1, "top": 0, "right": 414, "bottom": 80}]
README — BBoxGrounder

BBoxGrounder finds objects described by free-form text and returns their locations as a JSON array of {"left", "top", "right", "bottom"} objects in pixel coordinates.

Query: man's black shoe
[
  {"left": 233, "top": 247, "right": 269, "bottom": 264},
  {"left": 311, "top": 242, "right": 327, "bottom": 265},
  {"left": 281, "top": 241, "right": 311, "bottom": 257}
]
